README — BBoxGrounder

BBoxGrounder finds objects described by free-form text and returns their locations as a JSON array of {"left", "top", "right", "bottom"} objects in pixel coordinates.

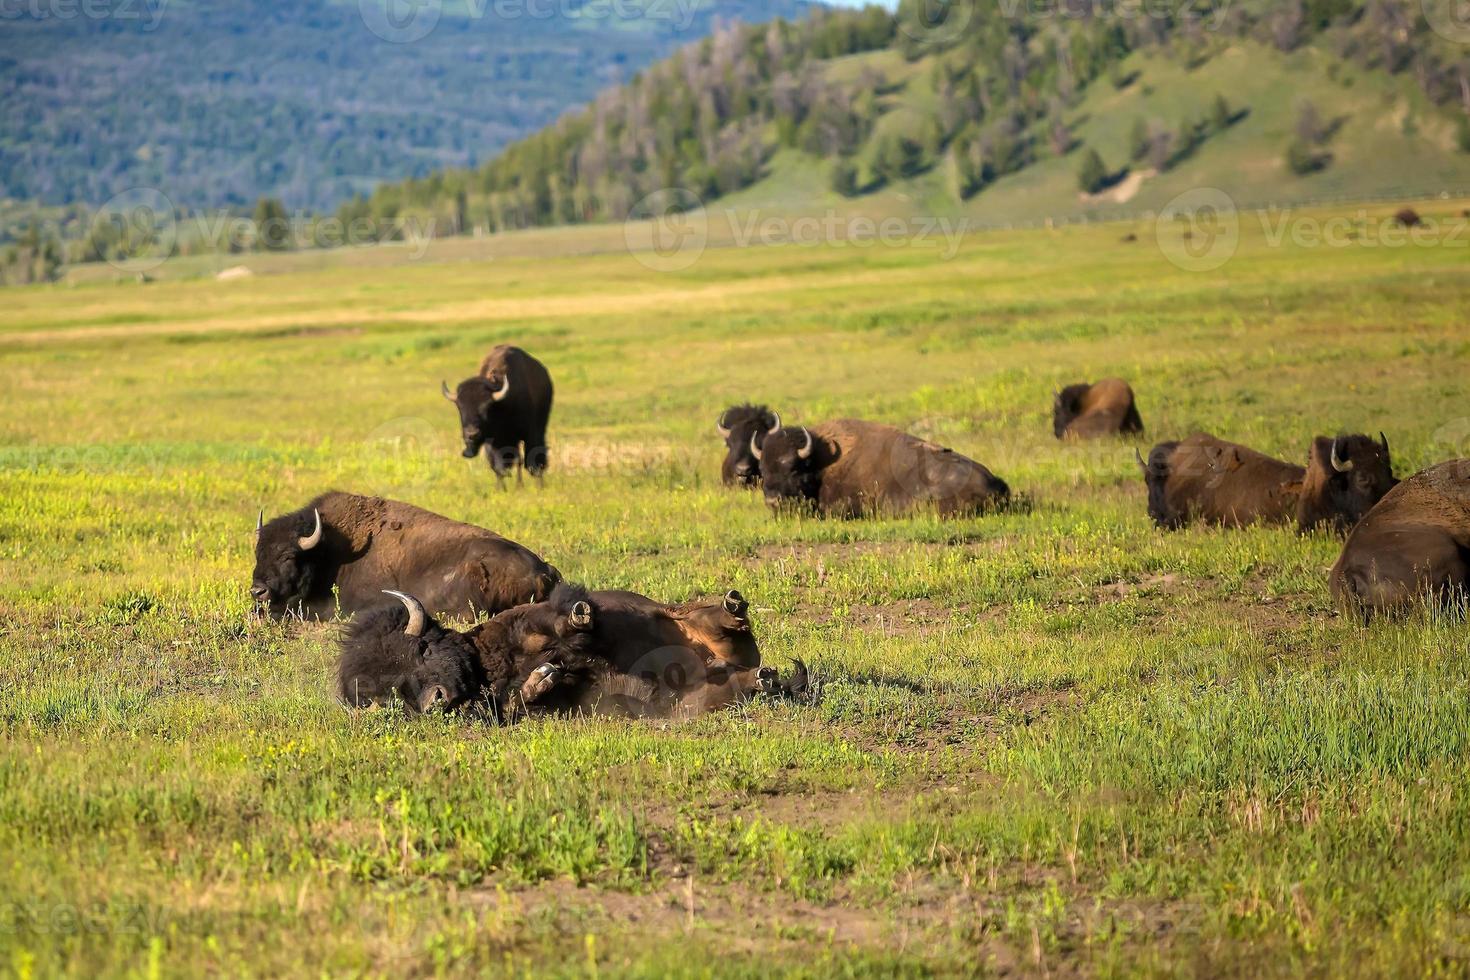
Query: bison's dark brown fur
[
  {"left": 443, "top": 345, "right": 554, "bottom": 484},
  {"left": 1140, "top": 432, "right": 1394, "bottom": 533},
  {"left": 1330, "top": 459, "right": 1470, "bottom": 618},
  {"left": 251, "top": 492, "right": 558, "bottom": 621},
  {"left": 756, "top": 419, "right": 1009, "bottom": 518},
  {"left": 339, "top": 583, "right": 803, "bottom": 720},
  {"left": 1053, "top": 378, "right": 1144, "bottom": 440}
]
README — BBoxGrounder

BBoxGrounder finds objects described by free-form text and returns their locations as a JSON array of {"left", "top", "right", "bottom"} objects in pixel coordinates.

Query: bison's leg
[
  {"left": 486, "top": 443, "right": 516, "bottom": 486},
  {"left": 524, "top": 429, "right": 549, "bottom": 483},
  {"left": 519, "top": 663, "right": 562, "bottom": 703}
]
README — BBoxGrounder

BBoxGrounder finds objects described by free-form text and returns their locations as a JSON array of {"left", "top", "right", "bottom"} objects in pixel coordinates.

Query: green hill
[
  {"left": 0, "top": 0, "right": 815, "bottom": 212},
  {"left": 345, "top": 0, "right": 1470, "bottom": 235}
]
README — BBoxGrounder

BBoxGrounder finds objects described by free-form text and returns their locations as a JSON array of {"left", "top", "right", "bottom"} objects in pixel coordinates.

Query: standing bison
[
  {"left": 251, "top": 492, "right": 558, "bottom": 621},
  {"left": 1330, "top": 459, "right": 1470, "bottom": 618},
  {"left": 339, "top": 584, "right": 806, "bottom": 719},
  {"left": 716, "top": 404, "right": 781, "bottom": 486},
  {"left": 754, "top": 419, "right": 1009, "bottom": 518},
  {"left": 1053, "top": 378, "right": 1143, "bottom": 440},
  {"left": 1138, "top": 432, "right": 1395, "bottom": 533},
  {"left": 441, "top": 345, "right": 553, "bottom": 485}
]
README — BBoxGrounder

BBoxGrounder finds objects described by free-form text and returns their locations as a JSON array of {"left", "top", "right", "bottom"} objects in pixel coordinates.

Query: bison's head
[
  {"left": 754, "top": 426, "right": 820, "bottom": 509},
  {"left": 338, "top": 591, "right": 485, "bottom": 714},
  {"left": 716, "top": 405, "right": 781, "bottom": 486},
  {"left": 251, "top": 506, "right": 326, "bottom": 616},
  {"left": 443, "top": 375, "right": 512, "bottom": 459},
  {"left": 1052, "top": 383, "right": 1090, "bottom": 439},
  {"left": 1301, "top": 432, "right": 1396, "bottom": 533}
]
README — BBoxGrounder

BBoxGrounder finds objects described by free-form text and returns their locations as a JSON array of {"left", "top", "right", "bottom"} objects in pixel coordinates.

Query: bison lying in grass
[
  {"left": 338, "top": 584, "right": 808, "bottom": 719},
  {"left": 1052, "top": 378, "right": 1143, "bottom": 440},
  {"left": 251, "top": 492, "right": 558, "bottom": 621},
  {"left": 1331, "top": 459, "right": 1470, "bottom": 619},
  {"left": 754, "top": 419, "right": 1009, "bottom": 518},
  {"left": 716, "top": 404, "right": 781, "bottom": 487},
  {"left": 1138, "top": 432, "right": 1395, "bottom": 534}
]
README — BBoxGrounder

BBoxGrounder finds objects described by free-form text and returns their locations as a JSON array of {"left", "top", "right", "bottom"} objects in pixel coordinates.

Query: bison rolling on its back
[
  {"left": 251, "top": 491, "right": 558, "bottom": 621},
  {"left": 341, "top": 584, "right": 804, "bottom": 720},
  {"left": 1139, "top": 432, "right": 1394, "bottom": 533},
  {"left": 1330, "top": 459, "right": 1470, "bottom": 618},
  {"left": 442, "top": 344, "right": 554, "bottom": 485},
  {"left": 1053, "top": 378, "right": 1143, "bottom": 440},
  {"left": 756, "top": 419, "right": 1009, "bottom": 518}
]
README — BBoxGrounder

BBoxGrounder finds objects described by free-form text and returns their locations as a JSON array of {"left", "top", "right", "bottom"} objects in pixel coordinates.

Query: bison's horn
[
  {"left": 723, "top": 590, "right": 747, "bottom": 617},
  {"left": 1330, "top": 438, "right": 1353, "bottom": 473},
  {"left": 490, "top": 374, "right": 511, "bottom": 403},
  {"left": 297, "top": 508, "right": 323, "bottom": 550},
  {"left": 716, "top": 410, "right": 732, "bottom": 439},
  {"left": 1379, "top": 431, "right": 1389, "bottom": 454},
  {"left": 382, "top": 590, "right": 426, "bottom": 638},
  {"left": 1134, "top": 448, "right": 1146, "bottom": 472},
  {"left": 750, "top": 431, "right": 763, "bottom": 462},
  {"left": 768, "top": 412, "right": 781, "bottom": 433},
  {"left": 440, "top": 380, "right": 456, "bottom": 402},
  {"left": 796, "top": 427, "right": 813, "bottom": 460},
  {"left": 256, "top": 508, "right": 264, "bottom": 534},
  {"left": 569, "top": 600, "right": 594, "bottom": 630}
]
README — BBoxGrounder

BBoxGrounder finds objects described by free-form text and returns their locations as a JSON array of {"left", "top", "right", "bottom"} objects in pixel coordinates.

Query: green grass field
[{"left": 5, "top": 198, "right": 1470, "bottom": 976}]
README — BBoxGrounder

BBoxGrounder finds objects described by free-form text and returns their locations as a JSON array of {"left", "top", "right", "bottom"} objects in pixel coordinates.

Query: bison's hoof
[{"left": 520, "top": 663, "right": 561, "bottom": 703}]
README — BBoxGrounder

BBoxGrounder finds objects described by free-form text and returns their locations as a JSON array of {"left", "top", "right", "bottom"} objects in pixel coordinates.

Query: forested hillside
[
  {"left": 346, "top": 0, "right": 1470, "bottom": 235},
  {"left": 0, "top": 0, "right": 814, "bottom": 212}
]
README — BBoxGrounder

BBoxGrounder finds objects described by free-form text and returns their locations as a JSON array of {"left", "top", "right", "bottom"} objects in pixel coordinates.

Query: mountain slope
[
  {"left": 347, "top": 0, "right": 1470, "bottom": 235},
  {"left": 0, "top": 0, "right": 814, "bottom": 211}
]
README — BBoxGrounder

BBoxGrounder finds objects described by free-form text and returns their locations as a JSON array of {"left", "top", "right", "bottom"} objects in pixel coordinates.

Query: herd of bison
[{"left": 247, "top": 344, "right": 1470, "bottom": 720}]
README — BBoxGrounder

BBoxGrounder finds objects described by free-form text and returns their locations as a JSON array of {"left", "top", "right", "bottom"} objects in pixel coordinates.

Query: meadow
[{"left": 4, "top": 199, "right": 1470, "bottom": 976}]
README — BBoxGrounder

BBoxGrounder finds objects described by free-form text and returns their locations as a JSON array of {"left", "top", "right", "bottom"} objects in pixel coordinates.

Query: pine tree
[{"left": 1077, "top": 148, "right": 1108, "bottom": 193}]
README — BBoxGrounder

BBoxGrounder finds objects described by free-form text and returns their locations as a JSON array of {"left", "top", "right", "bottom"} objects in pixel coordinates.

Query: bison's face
[
  {"left": 250, "top": 507, "right": 325, "bottom": 616},
  {"left": 341, "top": 592, "right": 484, "bottom": 714},
  {"left": 1309, "top": 433, "right": 1396, "bottom": 529},
  {"left": 755, "top": 427, "right": 819, "bottom": 508},
  {"left": 716, "top": 405, "right": 780, "bottom": 486},
  {"left": 443, "top": 376, "right": 509, "bottom": 458}
]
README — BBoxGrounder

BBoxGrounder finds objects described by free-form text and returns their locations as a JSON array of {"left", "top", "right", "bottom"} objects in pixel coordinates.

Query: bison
[
  {"left": 716, "top": 404, "right": 781, "bottom": 486},
  {"left": 1330, "top": 459, "right": 1470, "bottom": 618},
  {"left": 251, "top": 492, "right": 558, "bottom": 621},
  {"left": 339, "top": 584, "right": 806, "bottom": 719},
  {"left": 754, "top": 419, "right": 1009, "bottom": 518},
  {"left": 1138, "top": 432, "right": 1395, "bottom": 533},
  {"left": 1053, "top": 378, "right": 1144, "bottom": 440},
  {"left": 441, "top": 345, "right": 553, "bottom": 485}
]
